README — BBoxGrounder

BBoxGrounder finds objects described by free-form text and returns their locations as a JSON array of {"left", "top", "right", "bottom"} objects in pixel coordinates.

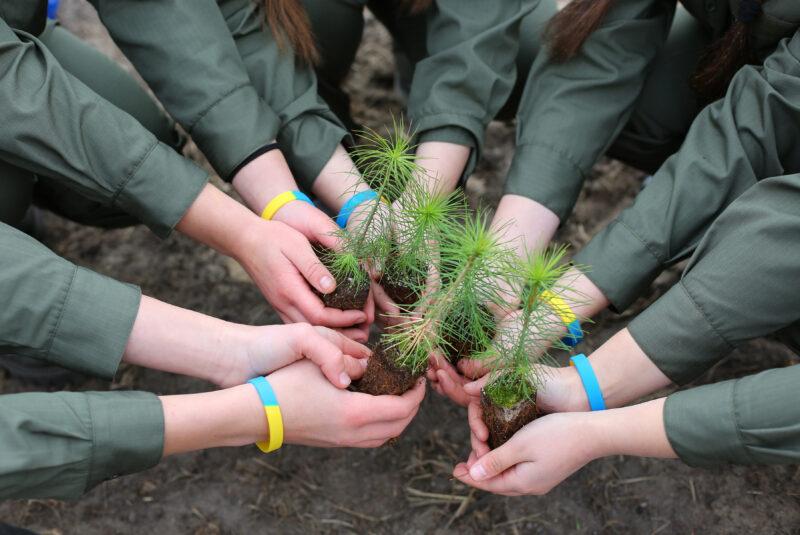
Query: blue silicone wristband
[
  {"left": 247, "top": 376, "right": 279, "bottom": 407},
  {"left": 561, "top": 319, "right": 583, "bottom": 348},
  {"left": 570, "top": 354, "right": 606, "bottom": 411},
  {"left": 336, "top": 190, "right": 379, "bottom": 228}
]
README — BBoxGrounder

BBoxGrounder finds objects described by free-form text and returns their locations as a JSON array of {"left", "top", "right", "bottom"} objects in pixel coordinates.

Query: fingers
[
  {"left": 291, "top": 289, "right": 367, "bottom": 327},
  {"left": 466, "top": 437, "right": 520, "bottom": 482},
  {"left": 311, "top": 217, "right": 341, "bottom": 251},
  {"left": 343, "top": 355, "right": 369, "bottom": 381},
  {"left": 452, "top": 462, "right": 521, "bottom": 496},
  {"left": 364, "top": 378, "right": 426, "bottom": 422},
  {"left": 458, "top": 358, "right": 491, "bottom": 380},
  {"left": 463, "top": 375, "right": 489, "bottom": 397},
  {"left": 334, "top": 327, "right": 369, "bottom": 343},
  {"left": 313, "top": 326, "right": 371, "bottom": 359},
  {"left": 298, "top": 330, "right": 352, "bottom": 388},
  {"left": 468, "top": 401, "right": 489, "bottom": 443},
  {"left": 435, "top": 369, "right": 471, "bottom": 407},
  {"left": 284, "top": 238, "right": 337, "bottom": 294}
]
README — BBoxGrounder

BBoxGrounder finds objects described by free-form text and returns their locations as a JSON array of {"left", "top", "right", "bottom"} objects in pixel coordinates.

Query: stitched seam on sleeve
[
  {"left": 187, "top": 83, "right": 250, "bottom": 133},
  {"left": 84, "top": 394, "right": 98, "bottom": 494},
  {"left": 44, "top": 265, "right": 78, "bottom": 358},
  {"left": 515, "top": 140, "right": 586, "bottom": 180},
  {"left": 678, "top": 281, "right": 735, "bottom": 351},
  {"left": 731, "top": 379, "right": 758, "bottom": 464},
  {"left": 616, "top": 219, "right": 664, "bottom": 264},
  {"left": 111, "top": 140, "right": 158, "bottom": 206}
]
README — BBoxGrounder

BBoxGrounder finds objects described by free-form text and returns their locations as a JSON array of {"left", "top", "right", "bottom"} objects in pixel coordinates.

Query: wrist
[{"left": 232, "top": 148, "right": 300, "bottom": 214}]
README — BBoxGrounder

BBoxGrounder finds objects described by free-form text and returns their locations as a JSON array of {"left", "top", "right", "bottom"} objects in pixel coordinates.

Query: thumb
[
  {"left": 299, "top": 331, "right": 351, "bottom": 388},
  {"left": 285, "top": 236, "right": 337, "bottom": 294},
  {"left": 469, "top": 441, "right": 519, "bottom": 482}
]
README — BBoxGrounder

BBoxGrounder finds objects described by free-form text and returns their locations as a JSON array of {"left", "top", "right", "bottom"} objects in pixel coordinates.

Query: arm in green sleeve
[
  {"left": 628, "top": 173, "right": 800, "bottom": 384},
  {"left": 0, "top": 18, "right": 208, "bottom": 238},
  {"left": 0, "top": 224, "right": 140, "bottom": 378},
  {"left": 407, "top": 0, "right": 536, "bottom": 176},
  {"left": 0, "top": 390, "right": 163, "bottom": 499},
  {"left": 91, "top": 0, "right": 282, "bottom": 181},
  {"left": 575, "top": 30, "right": 800, "bottom": 311},
  {"left": 505, "top": 0, "right": 673, "bottom": 220},
  {"left": 664, "top": 364, "right": 800, "bottom": 467}
]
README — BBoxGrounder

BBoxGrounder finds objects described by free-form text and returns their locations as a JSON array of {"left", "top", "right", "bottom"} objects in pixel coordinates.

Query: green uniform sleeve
[
  {"left": 90, "top": 0, "right": 282, "bottom": 182},
  {"left": 407, "top": 0, "right": 536, "bottom": 177},
  {"left": 627, "top": 173, "right": 800, "bottom": 384},
  {"left": 0, "top": 18, "right": 208, "bottom": 238},
  {"left": 505, "top": 0, "right": 673, "bottom": 220},
  {"left": 0, "top": 224, "right": 140, "bottom": 379},
  {"left": 664, "top": 365, "right": 800, "bottom": 467},
  {"left": 575, "top": 30, "right": 800, "bottom": 311},
  {"left": 0, "top": 17, "right": 208, "bottom": 238},
  {"left": 0, "top": 390, "right": 163, "bottom": 500}
]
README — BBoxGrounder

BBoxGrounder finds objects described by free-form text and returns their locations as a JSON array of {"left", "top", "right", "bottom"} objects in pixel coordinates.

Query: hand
[
  {"left": 453, "top": 411, "right": 598, "bottom": 496},
  {"left": 272, "top": 200, "right": 340, "bottom": 250},
  {"left": 234, "top": 219, "right": 367, "bottom": 332},
  {"left": 269, "top": 359, "right": 427, "bottom": 447},
  {"left": 217, "top": 323, "right": 371, "bottom": 389}
]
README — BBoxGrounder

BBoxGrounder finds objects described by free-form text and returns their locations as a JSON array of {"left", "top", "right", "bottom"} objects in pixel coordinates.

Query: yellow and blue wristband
[
  {"left": 336, "top": 190, "right": 387, "bottom": 228},
  {"left": 540, "top": 289, "right": 583, "bottom": 348},
  {"left": 247, "top": 376, "right": 284, "bottom": 453},
  {"left": 260, "top": 190, "right": 313, "bottom": 221},
  {"left": 569, "top": 354, "right": 606, "bottom": 411}
]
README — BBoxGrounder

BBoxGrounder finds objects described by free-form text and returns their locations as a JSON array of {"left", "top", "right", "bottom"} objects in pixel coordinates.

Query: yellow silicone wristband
[
  {"left": 255, "top": 406, "right": 284, "bottom": 453},
  {"left": 261, "top": 191, "right": 307, "bottom": 221},
  {"left": 541, "top": 289, "right": 577, "bottom": 326}
]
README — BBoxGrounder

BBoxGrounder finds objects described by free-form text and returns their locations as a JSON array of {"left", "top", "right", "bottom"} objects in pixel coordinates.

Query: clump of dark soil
[
  {"left": 481, "top": 389, "right": 537, "bottom": 450},
  {"left": 441, "top": 306, "right": 496, "bottom": 364},
  {"left": 379, "top": 258, "right": 426, "bottom": 307},
  {"left": 312, "top": 245, "right": 370, "bottom": 310},
  {"left": 353, "top": 341, "right": 423, "bottom": 396}
]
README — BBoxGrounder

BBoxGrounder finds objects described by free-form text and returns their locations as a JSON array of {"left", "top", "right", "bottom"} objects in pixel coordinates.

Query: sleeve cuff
[
  {"left": 48, "top": 267, "right": 142, "bottom": 380},
  {"left": 664, "top": 380, "right": 745, "bottom": 467},
  {"left": 189, "top": 84, "right": 281, "bottom": 181},
  {"left": 84, "top": 391, "right": 164, "bottom": 494},
  {"left": 503, "top": 142, "right": 585, "bottom": 222},
  {"left": 573, "top": 219, "right": 663, "bottom": 312},
  {"left": 411, "top": 112, "right": 484, "bottom": 176},
  {"left": 665, "top": 365, "right": 800, "bottom": 467},
  {"left": 627, "top": 281, "right": 733, "bottom": 385},
  {"left": 115, "top": 141, "right": 209, "bottom": 239},
  {"left": 278, "top": 111, "right": 350, "bottom": 191}
]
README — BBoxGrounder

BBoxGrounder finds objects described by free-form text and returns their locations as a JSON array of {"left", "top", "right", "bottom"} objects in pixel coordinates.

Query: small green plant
[
  {"left": 482, "top": 245, "right": 575, "bottom": 408},
  {"left": 382, "top": 212, "right": 515, "bottom": 375}
]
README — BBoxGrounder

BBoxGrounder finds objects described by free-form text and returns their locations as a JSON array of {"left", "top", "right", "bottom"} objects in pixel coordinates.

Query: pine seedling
[
  {"left": 381, "top": 211, "right": 515, "bottom": 375},
  {"left": 482, "top": 245, "right": 579, "bottom": 408}
]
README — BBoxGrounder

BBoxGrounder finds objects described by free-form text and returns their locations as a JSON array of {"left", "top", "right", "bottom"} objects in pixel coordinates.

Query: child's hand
[
  {"left": 219, "top": 323, "right": 371, "bottom": 388},
  {"left": 454, "top": 411, "right": 597, "bottom": 495},
  {"left": 269, "top": 359, "right": 427, "bottom": 447}
]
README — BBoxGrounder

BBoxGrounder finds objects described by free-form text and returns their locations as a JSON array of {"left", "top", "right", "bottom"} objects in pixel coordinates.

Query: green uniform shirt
[{"left": 0, "top": 12, "right": 207, "bottom": 498}]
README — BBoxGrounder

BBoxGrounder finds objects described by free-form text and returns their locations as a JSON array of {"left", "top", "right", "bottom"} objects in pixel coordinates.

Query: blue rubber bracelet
[
  {"left": 336, "top": 190, "right": 379, "bottom": 228},
  {"left": 47, "top": 0, "right": 59, "bottom": 19},
  {"left": 570, "top": 354, "right": 606, "bottom": 411},
  {"left": 561, "top": 319, "right": 583, "bottom": 348},
  {"left": 247, "top": 376, "right": 279, "bottom": 407}
]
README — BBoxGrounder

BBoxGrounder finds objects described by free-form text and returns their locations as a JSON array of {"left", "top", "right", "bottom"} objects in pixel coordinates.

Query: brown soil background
[{"left": 2, "top": 1, "right": 799, "bottom": 533}]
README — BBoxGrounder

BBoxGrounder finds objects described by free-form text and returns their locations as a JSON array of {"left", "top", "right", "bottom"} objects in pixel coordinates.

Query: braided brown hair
[{"left": 545, "top": 0, "right": 768, "bottom": 101}]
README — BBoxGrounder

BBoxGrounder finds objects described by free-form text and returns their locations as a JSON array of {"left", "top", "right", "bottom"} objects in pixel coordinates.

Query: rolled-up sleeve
[
  {"left": 505, "top": 0, "right": 673, "bottom": 221},
  {"left": 664, "top": 365, "right": 800, "bottom": 467},
  {"left": 91, "top": 0, "right": 282, "bottom": 181},
  {"left": 0, "top": 18, "right": 208, "bottom": 238},
  {"left": 0, "top": 224, "right": 140, "bottom": 379},
  {"left": 407, "top": 0, "right": 536, "bottom": 177},
  {"left": 0, "top": 390, "right": 164, "bottom": 499},
  {"left": 575, "top": 30, "right": 800, "bottom": 311}
]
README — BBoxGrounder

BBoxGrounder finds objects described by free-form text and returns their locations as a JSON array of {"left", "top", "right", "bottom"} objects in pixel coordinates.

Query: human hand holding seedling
[
  {"left": 268, "top": 359, "right": 427, "bottom": 447},
  {"left": 453, "top": 398, "right": 676, "bottom": 496}
]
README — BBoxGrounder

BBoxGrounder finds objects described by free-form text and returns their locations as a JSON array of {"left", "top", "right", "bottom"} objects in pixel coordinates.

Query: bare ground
[{"left": 1, "top": 1, "right": 799, "bottom": 533}]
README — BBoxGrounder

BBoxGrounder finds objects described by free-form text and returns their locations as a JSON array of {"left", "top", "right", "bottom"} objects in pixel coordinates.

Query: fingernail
[
  {"left": 339, "top": 372, "right": 351, "bottom": 387},
  {"left": 360, "top": 358, "right": 369, "bottom": 369},
  {"left": 470, "top": 464, "right": 487, "bottom": 481},
  {"left": 320, "top": 276, "right": 334, "bottom": 291}
]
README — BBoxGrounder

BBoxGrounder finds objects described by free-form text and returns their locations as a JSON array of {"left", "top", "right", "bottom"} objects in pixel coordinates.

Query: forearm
[
  {"left": 589, "top": 398, "right": 676, "bottom": 460},
  {"left": 123, "top": 296, "right": 252, "bottom": 386},
  {"left": 311, "top": 144, "right": 371, "bottom": 211},
  {"left": 161, "top": 384, "right": 265, "bottom": 456},
  {"left": 414, "top": 141, "right": 470, "bottom": 196}
]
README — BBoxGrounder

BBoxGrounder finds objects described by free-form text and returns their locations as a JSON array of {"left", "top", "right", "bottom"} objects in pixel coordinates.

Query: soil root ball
[
  {"left": 353, "top": 342, "right": 422, "bottom": 396},
  {"left": 481, "top": 389, "right": 537, "bottom": 450},
  {"left": 312, "top": 245, "right": 370, "bottom": 310}
]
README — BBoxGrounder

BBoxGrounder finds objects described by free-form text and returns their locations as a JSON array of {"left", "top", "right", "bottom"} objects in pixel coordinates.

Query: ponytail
[
  {"left": 544, "top": 0, "right": 616, "bottom": 63},
  {"left": 263, "top": 0, "right": 319, "bottom": 65},
  {"left": 690, "top": 0, "right": 764, "bottom": 102},
  {"left": 401, "top": 0, "right": 433, "bottom": 15}
]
